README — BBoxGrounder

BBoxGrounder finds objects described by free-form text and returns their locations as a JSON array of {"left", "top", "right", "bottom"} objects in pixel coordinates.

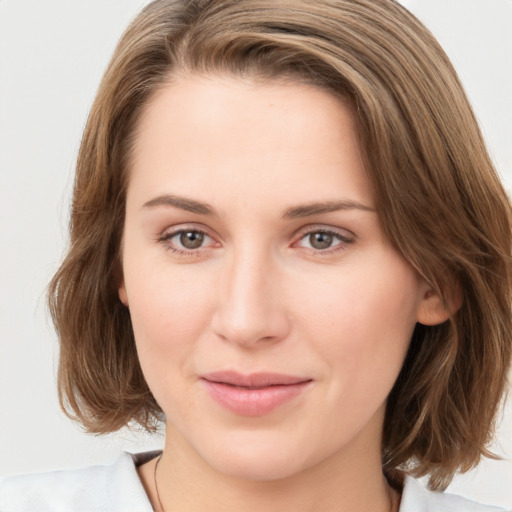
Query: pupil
[
  {"left": 180, "top": 231, "right": 204, "bottom": 249},
  {"left": 310, "top": 232, "right": 333, "bottom": 250}
]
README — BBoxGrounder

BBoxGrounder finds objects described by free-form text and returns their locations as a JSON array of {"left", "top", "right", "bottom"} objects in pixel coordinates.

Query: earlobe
[
  {"left": 416, "top": 284, "right": 462, "bottom": 326},
  {"left": 118, "top": 281, "right": 129, "bottom": 307},
  {"left": 117, "top": 243, "right": 128, "bottom": 307}
]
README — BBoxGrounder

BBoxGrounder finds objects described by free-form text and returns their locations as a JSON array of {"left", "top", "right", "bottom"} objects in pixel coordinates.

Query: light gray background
[{"left": 1, "top": 0, "right": 511, "bottom": 508}]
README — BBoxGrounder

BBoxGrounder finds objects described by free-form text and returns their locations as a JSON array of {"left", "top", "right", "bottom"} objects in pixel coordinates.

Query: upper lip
[{"left": 201, "top": 371, "right": 312, "bottom": 388}]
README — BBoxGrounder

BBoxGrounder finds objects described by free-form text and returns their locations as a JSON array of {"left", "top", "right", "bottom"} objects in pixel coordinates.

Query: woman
[{"left": 1, "top": 0, "right": 510, "bottom": 511}]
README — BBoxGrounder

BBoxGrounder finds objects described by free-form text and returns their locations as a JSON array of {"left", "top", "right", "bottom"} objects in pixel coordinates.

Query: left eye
[{"left": 297, "top": 231, "right": 349, "bottom": 251}]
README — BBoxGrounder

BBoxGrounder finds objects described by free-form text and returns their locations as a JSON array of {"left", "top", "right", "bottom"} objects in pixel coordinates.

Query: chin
[
  {"left": 196, "top": 431, "right": 317, "bottom": 482},
  {"left": 208, "top": 453, "right": 305, "bottom": 482}
]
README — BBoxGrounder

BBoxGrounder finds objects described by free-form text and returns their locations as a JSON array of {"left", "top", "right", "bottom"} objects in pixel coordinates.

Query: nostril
[{"left": 211, "top": 310, "right": 290, "bottom": 347}]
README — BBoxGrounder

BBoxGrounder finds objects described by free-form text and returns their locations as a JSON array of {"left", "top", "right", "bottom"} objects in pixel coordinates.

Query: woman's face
[{"left": 119, "top": 75, "right": 435, "bottom": 480}]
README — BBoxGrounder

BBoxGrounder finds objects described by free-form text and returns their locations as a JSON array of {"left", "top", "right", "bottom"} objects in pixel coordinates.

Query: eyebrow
[
  {"left": 283, "top": 200, "right": 375, "bottom": 218},
  {"left": 142, "top": 194, "right": 375, "bottom": 218},
  {"left": 142, "top": 195, "right": 216, "bottom": 215}
]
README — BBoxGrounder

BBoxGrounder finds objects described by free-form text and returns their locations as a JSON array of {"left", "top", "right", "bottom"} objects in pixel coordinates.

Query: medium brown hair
[{"left": 48, "top": 0, "right": 512, "bottom": 490}]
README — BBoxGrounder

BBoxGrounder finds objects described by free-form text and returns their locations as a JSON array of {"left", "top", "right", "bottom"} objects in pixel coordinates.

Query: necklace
[
  {"left": 154, "top": 454, "right": 165, "bottom": 512},
  {"left": 153, "top": 454, "right": 398, "bottom": 512}
]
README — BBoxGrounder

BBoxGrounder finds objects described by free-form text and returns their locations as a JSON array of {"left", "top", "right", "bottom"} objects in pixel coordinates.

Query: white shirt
[{"left": 0, "top": 451, "right": 508, "bottom": 512}]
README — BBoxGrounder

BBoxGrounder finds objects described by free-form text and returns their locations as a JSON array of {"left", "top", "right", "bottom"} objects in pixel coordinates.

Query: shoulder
[
  {"left": 400, "top": 475, "right": 510, "bottom": 512},
  {"left": 0, "top": 451, "right": 158, "bottom": 512}
]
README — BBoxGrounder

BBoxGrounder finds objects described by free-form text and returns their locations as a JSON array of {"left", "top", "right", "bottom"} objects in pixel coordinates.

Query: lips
[{"left": 200, "top": 371, "right": 312, "bottom": 416}]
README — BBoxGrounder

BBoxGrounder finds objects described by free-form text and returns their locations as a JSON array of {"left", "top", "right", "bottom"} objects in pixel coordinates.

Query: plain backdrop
[{"left": 1, "top": 0, "right": 511, "bottom": 508}]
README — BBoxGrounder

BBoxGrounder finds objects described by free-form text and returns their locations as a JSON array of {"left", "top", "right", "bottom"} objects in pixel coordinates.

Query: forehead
[{"left": 127, "top": 74, "right": 372, "bottom": 212}]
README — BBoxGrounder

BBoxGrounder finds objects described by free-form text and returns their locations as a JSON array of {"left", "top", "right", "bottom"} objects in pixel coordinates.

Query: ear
[
  {"left": 118, "top": 278, "right": 129, "bottom": 307},
  {"left": 116, "top": 241, "right": 129, "bottom": 307},
  {"left": 416, "top": 282, "right": 462, "bottom": 326}
]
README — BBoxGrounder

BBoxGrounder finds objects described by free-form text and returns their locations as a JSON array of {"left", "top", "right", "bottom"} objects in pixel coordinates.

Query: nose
[{"left": 211, "top": 246, "right": 291, "bottom": 348}]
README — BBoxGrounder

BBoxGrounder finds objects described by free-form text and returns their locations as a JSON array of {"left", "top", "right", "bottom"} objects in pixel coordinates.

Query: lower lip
[{"left": 202, "top": 380, "right": 311, "bottom": 416}]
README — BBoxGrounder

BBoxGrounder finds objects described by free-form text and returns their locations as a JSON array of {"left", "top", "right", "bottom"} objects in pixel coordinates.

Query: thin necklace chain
[
  {"left": 153, "top": 454, "right": 398, "bottom": 512},
  {"left": 154, "top": 454, "right": 165, "bottom": 512}
]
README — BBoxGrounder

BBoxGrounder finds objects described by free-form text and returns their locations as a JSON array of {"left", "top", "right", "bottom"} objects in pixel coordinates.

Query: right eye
[{"left": 159, "top": 228, "right": 217, "bottom": 255}]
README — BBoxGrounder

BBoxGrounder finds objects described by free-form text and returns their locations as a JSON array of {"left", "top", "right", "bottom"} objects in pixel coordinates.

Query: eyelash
[
  {"left": 157, "top": 226, "right": 354, "bottom": 256},
  {"left": 294, "top": 229, "right": 354, "bottom": 255},
  {"left": 158, "top": 227, "right": 217, "bottom": 256}
]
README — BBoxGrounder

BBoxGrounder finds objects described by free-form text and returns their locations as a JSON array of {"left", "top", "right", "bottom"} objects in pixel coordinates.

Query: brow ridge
[
  {"left": 283, "top": 200, "right": 375, "bottom": 218},
  {"left": 142, "top": 195, "right": 215, "bottom": 215},
  {"left": 142, "top": 194, "right": 374, "bottom": 218}
]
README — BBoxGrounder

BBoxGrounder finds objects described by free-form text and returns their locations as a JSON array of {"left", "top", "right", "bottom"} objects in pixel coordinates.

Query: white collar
[{"left": 1, "top": 451, "right": 506, "bottom": 512}]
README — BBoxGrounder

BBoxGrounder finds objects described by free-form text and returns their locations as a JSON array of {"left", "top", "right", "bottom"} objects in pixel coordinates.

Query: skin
[{"left": 119, "top": 75, "right": 448, "bottom": 512}]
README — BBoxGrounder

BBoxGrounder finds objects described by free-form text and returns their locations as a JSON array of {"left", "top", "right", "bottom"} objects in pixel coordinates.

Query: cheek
[
  {"left": 124, "top": 265, "right": 219, "bottom": 419},
  {"left": 296, "top": 258, "right": 420, "bottom": 383},
  {"left": 123, "top": 260, "right": 216, "bottom": 372}
]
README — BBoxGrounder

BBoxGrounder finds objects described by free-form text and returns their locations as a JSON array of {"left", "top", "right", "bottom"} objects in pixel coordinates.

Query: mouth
[{"left": 200, "top": 371, "right": 313, "bottom": 416}]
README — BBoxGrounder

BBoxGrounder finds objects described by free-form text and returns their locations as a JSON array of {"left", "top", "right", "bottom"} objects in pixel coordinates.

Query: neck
[{"left": 142, "top": 424, "right": 400, "bottom": 512}]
